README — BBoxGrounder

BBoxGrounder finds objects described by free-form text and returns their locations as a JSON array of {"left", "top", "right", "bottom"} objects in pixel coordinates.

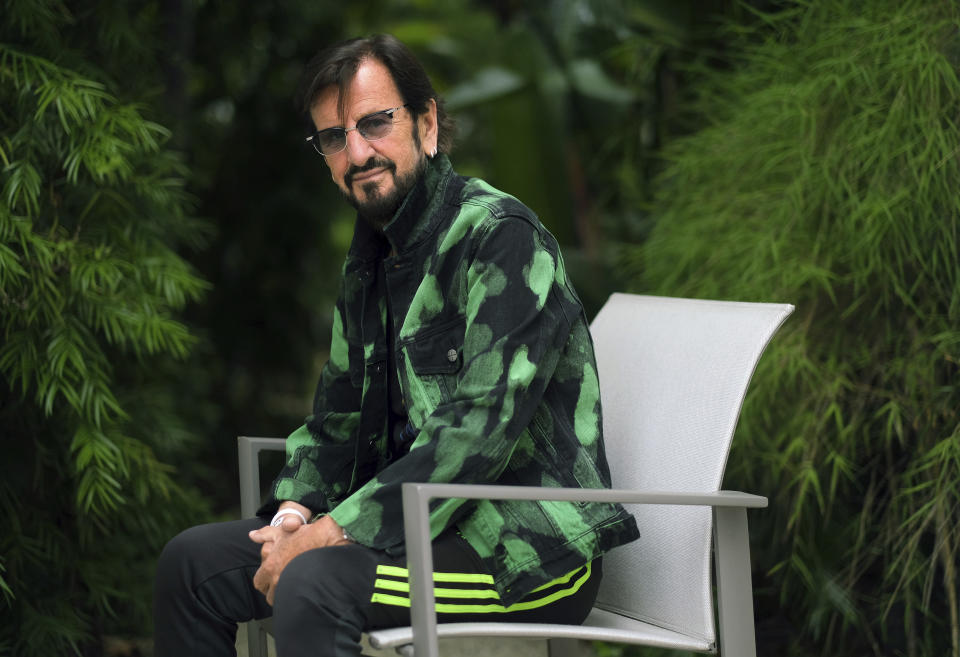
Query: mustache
[{"left": 345, "top": 158, "right": 396, "bottom": 186}]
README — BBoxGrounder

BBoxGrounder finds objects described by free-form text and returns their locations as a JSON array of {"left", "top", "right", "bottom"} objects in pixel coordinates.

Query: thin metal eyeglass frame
[{"left": 305, "top": 105, "right": 409, "bottom": 156}]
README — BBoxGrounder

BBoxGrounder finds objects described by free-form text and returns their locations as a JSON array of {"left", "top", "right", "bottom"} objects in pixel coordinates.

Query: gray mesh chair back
[{"left": 589, "top": 293, "right": 793, "bottom": 645}]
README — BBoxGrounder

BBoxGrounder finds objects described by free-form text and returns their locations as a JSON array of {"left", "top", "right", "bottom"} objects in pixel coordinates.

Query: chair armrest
[
  {"left": 404, "top": 483, "right": 767, "bottom": 508},
  {"left": 400, "top": 483, "right": 768, "bottom": 657},
  {"left": 238, "top": 436, "right": 286, "bottom": 519}
]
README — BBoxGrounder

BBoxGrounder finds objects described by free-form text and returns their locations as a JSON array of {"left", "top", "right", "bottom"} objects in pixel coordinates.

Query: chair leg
[
  {"left": 713, "top": 507, "right": 759, "bottom": 657},
  {"left": 246, "top": 620, "right": 268, "bottom": 657}
]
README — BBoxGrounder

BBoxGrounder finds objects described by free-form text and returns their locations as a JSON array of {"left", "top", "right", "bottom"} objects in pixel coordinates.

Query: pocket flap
[{"left": 404, "top": 316, "right": 466, "bottom": 375}]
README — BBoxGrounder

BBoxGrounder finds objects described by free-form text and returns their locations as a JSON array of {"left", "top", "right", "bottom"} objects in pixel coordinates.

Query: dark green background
[{"left": 2, "top": 1, "right": 958, "bottom": 655}]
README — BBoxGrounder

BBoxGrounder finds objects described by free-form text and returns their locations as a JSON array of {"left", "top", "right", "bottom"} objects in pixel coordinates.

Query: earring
[{"left": 430, "top": 147, "right": 438, "bottom": 158}]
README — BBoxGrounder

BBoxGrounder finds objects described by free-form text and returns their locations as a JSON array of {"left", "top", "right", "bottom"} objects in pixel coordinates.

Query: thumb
[{"left": 281, "top": 515, "right": 303, "bottom": 532}]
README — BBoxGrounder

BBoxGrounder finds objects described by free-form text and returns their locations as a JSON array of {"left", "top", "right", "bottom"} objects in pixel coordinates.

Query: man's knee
[
  {"left": 157, "top": 520, "right": 257, "bottom": 592},
  {"left": 272, "top": 546, "right": 378, "bottom": 654},
  {"left": 273, "top": 545, "right": 377, "bottom": 622},
  {"left": 157, "top": 525, "right": 201, "bottom": 585},
  {"left": 158, "top": 524, "right": 216, "bottom": 578}
]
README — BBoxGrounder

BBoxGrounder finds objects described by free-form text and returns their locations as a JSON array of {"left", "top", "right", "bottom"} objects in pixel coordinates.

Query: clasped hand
[{"left": 249, "top": 505, "right": 351, "bottom": 604}]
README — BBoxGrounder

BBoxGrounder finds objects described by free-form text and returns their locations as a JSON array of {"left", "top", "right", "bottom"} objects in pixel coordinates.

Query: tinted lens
[
  {"left": 357, "top": 112, "right": 394, "bottom": 140},
  {"left": 309, "top": 108, "right": 401, "bottom": 155},
  {"left": 316, "top": 129, "right": 346, "bottom": 154}
]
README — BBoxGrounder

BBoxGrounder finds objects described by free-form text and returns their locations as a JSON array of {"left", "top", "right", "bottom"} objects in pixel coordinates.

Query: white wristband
[{"left": 270, "top": 508, "right": 308, "bottom": 527}]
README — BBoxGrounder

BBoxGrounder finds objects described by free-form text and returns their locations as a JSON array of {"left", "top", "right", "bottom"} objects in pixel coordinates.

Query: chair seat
[{"left": 367, "top": 607, "right": 715, "bottom": 653}]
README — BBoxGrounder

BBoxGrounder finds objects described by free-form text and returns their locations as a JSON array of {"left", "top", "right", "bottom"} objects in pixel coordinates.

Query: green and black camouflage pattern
[{"left": 262, "top": 155, "right": 638, "bottom": 604}]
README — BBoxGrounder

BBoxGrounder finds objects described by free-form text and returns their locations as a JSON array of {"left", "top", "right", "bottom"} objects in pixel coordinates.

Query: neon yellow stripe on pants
[
  {"left": 374, "top": 578, "right": 501, "bottom": 599},
  {"left": 375, "top": 564, "right": 495, "bottom": 584},
  {"left": 370, "top": 562, "right": 592, "bottom": 613}
]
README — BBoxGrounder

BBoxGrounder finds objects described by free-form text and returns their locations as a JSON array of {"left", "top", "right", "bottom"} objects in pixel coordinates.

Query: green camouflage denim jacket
[{"left": 263, "top": 155, "right": 638, "bottom": 603}]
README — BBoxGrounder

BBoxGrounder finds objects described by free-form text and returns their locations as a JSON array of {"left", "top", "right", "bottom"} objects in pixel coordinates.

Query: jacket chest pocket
[{"left": 401, "top": 315, "right": 465, "bottom": 408}]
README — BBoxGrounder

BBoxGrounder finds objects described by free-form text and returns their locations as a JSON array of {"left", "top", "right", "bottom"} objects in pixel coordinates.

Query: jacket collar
[{"left": 347, "top": 154, "right": 455, "bottom": 262}]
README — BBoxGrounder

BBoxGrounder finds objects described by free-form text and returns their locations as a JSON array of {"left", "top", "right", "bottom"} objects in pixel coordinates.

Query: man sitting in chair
[{"left": 154, "top": 33, "right": 638, "bottom": 657}]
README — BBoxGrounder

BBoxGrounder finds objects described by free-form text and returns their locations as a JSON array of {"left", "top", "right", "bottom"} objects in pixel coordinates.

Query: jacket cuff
[{"left": 256, "top": 480, "right": 331, "bottom": 519}]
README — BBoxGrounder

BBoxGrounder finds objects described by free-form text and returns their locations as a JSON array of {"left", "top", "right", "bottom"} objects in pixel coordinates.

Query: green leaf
[
  {"left": 568, "top": 59, "right": 636, "bottom": 104},
  {"left": 444, "top": 67, "right": 526, "bottom": 110}
]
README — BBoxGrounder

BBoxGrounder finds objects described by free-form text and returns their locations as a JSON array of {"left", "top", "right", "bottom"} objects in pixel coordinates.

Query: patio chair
[{"left": 239, "top": 293, "right": 794, "bottom": 656}]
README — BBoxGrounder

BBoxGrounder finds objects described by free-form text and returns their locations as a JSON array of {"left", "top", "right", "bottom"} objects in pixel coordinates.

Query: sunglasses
[{"left": 306, "top": 105, "right": 409, "bottom": 156}]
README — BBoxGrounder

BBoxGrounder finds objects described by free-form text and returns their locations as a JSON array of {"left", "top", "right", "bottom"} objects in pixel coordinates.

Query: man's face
[{"left": 310, "top": 58, "right": 438, "bottom": 228}]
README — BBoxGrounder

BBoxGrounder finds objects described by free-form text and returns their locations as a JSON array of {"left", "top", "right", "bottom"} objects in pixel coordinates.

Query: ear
[{"left": 419, "top": 98, "right": 439, "bottom": 156}]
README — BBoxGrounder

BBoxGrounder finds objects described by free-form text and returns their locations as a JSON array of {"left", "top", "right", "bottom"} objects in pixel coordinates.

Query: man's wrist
[
  {"left": 272, "top": 501, "right": 315, "bottom": 530},
  {"left": 270, "top": 508, "right": 308, "bottom": 527},
  {"left": 277, "top": 501, "right": 353, "bottom": 543},
  {"left": 315, "top": 514, "right": 354, "bottom": 544}
]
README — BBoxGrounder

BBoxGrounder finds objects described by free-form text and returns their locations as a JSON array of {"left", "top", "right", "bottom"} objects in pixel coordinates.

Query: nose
[{"left": 344, "top": 128, "right": 375, "bottom": 166}]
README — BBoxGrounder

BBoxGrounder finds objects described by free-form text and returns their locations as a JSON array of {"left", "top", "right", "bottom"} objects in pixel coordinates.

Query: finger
[
  {"left": 253, "top": 567, "right": 267, "bottom": 595},
  {"left": 281, "top": 516, "right": 303, "bottom": 532},
  {"left": 266, "top": 572, "right": 281, "bottom": 606},
  {"left": 253, "top": 565, "right": 277, "bottom": 606},
  {"left": 250, "top": 526, "right": 283, "bottom": 543}
]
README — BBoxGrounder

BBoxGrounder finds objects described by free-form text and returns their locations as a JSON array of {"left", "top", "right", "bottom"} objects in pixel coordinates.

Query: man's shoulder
[
  {"left": 457, "top": 176, "right": 538, "bottom": 223},
  {"left": 441, "top": 175, "right": 554, "bottom": 253}
]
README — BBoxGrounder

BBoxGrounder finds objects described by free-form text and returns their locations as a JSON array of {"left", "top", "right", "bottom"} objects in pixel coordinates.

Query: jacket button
[{"left": 446, "top": 348, "right": 458, "bottom": 362}]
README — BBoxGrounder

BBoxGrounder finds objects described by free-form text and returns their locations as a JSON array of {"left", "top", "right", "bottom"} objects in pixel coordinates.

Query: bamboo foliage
[
  {"left": 0, "top": 4, "right": 210, "bottom": 653},
  {"left": 624, "top": 1, "right": 960, "bottom": 655}
]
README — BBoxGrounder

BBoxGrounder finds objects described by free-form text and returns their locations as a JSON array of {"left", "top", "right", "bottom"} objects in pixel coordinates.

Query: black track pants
[{"left": 154, "top": 518, "right": 601, "bottom": 657}]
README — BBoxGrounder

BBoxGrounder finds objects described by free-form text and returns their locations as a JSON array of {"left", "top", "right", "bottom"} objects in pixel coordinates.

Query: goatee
[{"left": 343, "top": 156, "right": 427, "bottom": 230}]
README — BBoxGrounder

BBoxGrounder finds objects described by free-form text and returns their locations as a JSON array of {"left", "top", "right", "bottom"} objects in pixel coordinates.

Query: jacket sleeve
[
  {"left": 258, "top": 287, "right": 363, "bottom": 517},
  {"left": 329, "top": 216, "right": 580, "bottom": 548}
]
